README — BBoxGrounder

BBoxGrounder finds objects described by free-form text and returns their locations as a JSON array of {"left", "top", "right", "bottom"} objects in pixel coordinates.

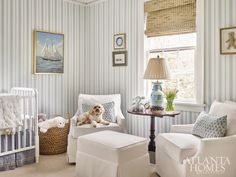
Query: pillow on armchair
[
  {"left": 82, "top": 102, "right": 116, "bottom": 122},
  {"left": 192, "top": 112, "right": 227, "bottom": 138},
  {"left": 78, "top": 94, "right": 123, "bottom": 120},
  {"left": 209, "top": 101, "right": 236, "bottom": 136}
]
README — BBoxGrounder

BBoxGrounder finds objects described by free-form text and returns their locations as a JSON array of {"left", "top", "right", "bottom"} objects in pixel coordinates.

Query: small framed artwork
[
  {"left": 220, "top": 27, "right": 236, "bottom": 54},
  {"left": 113, "top": 51, "right": 127, "bottom": 66},
  {"left": 114, "top": 33, "right": 126, "bottom": 50},
  {"left": 33, "top": 30, "right": 64, "bottom": 74}
]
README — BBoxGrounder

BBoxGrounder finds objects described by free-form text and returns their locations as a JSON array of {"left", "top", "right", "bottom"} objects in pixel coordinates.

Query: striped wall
[
  {"left": 84, "top": 0, "right": 146, "bottom": 135},
  {"left": 204, "top": 0, "right": 236, "bottom": 105},
  {"left": 0, "top": 0, "right": 85, "bottom": 118}
]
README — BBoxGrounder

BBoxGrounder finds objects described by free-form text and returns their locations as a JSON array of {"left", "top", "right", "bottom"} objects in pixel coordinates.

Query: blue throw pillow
[
  {"left": 82, "top": 102, "right": 116, "bottom": 123},
  {"left": 192, "top": 112, "right": 227, "bottom": 138}
]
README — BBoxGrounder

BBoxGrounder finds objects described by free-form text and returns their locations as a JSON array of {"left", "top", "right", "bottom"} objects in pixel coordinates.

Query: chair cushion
[
  {"left": 209, "top": 101, "right": 236, "bottom": 136},
  {"left": 192, "top": 112, "right": 227, "bottom": 138},
  {"left": 77, "top": 130, "right": 148, "bottom": 163},
  {"left": 156, "top": 133, "right": 200, "bottom": 163},
  {"left": 82, "top": 102, "right": 116, "bottom": 122},
  {"left": 78, "top": 94, "right": 122, "bottom": 119},
  {"left": 70, "top": 122, "right": 123, "bottom": 138}
]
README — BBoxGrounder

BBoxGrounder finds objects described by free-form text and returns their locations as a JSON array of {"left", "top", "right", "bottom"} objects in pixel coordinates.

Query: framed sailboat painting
[{"left": 33, "top": 30, "right": 64, "bottom": 74}]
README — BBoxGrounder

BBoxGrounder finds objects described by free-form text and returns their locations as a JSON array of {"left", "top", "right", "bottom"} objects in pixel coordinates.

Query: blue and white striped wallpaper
[{"left": 204, "top": 0, "right": 236, "bottom": 105}]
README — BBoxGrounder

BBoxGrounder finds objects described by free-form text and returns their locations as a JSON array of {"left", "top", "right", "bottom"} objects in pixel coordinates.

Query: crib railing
[{"left": 0, "top": 87, "right": 39, "bottom": 163}]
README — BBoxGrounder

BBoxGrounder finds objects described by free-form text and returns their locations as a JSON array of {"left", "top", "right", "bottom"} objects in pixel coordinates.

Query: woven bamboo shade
[{"left": 145, "top": 0, "right": 196, "bottom": 37}]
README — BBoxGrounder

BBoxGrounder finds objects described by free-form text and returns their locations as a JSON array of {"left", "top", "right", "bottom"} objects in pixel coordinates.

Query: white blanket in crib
[{"left": 0, "top": 94, "right": 23, "bottom": 134}]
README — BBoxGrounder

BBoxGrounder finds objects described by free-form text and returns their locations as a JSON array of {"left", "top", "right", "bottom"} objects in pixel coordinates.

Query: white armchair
[
  {"left": 155, "top": 101, "right": 236, "bottom": 177},
  {"left": 67, "top": 94, "right": 126, "bottom": 163}
]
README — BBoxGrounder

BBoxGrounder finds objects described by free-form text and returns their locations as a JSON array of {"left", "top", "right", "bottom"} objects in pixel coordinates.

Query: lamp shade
[{"left": 144, "top": 58, "right": 170, "bottom": 80}]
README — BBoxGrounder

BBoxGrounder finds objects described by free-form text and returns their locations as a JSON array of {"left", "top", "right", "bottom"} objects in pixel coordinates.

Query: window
[{"left": 147, "top": 33, "right": 196, "bottom": 102}]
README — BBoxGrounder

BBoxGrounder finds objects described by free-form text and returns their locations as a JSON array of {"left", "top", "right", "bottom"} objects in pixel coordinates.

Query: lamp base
[
  {"left": 150, "top": 105, "right": 164, "bottom": 111},
  {"left": 150, "top": 81, "right": 164, "bottom": 108}
]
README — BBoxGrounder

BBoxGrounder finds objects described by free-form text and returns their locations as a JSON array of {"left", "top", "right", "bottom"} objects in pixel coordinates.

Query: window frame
[
  {"left": 195, "top": 0, "right": 205, "bottom": 105},
  {"left": 176, "top": 0, "right": 205, "bottom": 110}
]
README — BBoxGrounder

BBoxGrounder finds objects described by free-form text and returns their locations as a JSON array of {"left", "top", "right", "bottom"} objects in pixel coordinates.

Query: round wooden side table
[{"left": 127, "top": 109, "right": 180, "bottom": 163}]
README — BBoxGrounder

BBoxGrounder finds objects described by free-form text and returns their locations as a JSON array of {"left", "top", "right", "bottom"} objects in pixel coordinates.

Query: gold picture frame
[
  {"left": 220, "top": 27, "right": 236, "bottom": 55},
  {"left": 33, "top": 30, "right": 64, "bottom": 74},
  {"left": 112, "top": 51, "right": 128, "bottom": 66},
  {"left": 113, "top": 33, "right": 126, "bottom": 50}
]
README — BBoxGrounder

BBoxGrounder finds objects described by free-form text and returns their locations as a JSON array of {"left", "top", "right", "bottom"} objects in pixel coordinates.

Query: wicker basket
[{"left": 39, "top": 121, "right": 70, "bottom": 155}]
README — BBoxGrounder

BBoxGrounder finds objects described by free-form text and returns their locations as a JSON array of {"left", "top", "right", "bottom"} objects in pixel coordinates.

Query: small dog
[{"left": 77, "top": 104, "right": 110, "bottom": 128}]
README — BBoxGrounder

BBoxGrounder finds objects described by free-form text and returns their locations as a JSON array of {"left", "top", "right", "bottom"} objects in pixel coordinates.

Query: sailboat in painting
[{"left": 41, "top": 41, "right": 63, "bottom": 61}]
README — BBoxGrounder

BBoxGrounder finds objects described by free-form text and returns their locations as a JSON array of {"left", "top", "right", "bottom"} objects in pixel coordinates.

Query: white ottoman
[{"left": 76, "top": 130, "right": 150, "bottom": 177}]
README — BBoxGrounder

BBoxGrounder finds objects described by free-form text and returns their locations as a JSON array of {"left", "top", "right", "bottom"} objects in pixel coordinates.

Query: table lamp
[{"left": 143, "top": 56, "right": 170, "bottom": 110}]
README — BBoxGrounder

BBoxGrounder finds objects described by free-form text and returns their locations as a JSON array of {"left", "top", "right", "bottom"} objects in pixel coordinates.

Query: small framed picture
[
  {"left": 220, "top": 27, "right": 236, "bottom": 54},
  {"left": 113, "top": 51, "right": 127, "bottom": 66},
  {"left": 114, "top": 33, "right": 126, "bottom": 50}
]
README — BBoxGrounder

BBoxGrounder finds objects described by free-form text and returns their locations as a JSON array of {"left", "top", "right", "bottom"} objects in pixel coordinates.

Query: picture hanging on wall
[
  {"left": 33, "top": 30, "right": 64, "bottom": 74},
  {"left": 113, "top": 33, "right": 126, "bottom": 50},
  {"left": 220, "top": 27, "right": 236, "bottom": 54},
  {"left": 113, "top": 51, "right": 127, "bottom": 66}
]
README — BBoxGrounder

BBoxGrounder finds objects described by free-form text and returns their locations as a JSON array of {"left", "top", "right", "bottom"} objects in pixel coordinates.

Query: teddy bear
[
  {"left": 38, "top": 113, "right": 47, "bottom": 123},
  {"left": 38, "top": 116, "right": 69, "bottom": 133}
]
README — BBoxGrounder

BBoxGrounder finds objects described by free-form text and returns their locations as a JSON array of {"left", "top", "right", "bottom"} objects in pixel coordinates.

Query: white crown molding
[
  {"left": 64, "top": 0, "right": 86, "bottom": 5},
  {"left": 64, "top": 0, "right": 105, "bottom": 5}
]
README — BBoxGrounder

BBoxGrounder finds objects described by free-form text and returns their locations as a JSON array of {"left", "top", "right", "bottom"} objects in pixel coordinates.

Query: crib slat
[
  {"left": 26, "top": 98, "right": 31, "bottom": 147},
  {"left": 29, "top": 114, "right": 32, "bottom": 147},
  {"left": 5, "top": 134, "right": 8, "bottom": 152},
  {"left": 18, "top": 129, "right": 21, "bottom": 149},
  {"left": 23, "top": 98, "right": 27, "bottom": 148},
  {"left": 12, "top": 134, "right": 14, "bottom": 151}
]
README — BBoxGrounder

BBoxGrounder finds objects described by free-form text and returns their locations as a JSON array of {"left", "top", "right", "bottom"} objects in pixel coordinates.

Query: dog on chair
[{"left": 76, "top": 104, "right": 110, "bottom": 128}]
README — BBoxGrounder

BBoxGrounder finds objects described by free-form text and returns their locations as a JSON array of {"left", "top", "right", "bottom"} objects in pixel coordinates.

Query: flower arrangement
[{"left": 164, "top": 89, "right": 178, "bottom": 112}]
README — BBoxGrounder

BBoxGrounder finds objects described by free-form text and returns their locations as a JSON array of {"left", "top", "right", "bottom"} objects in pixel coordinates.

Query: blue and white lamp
[{"left": 144, "top": 57, "right": 170, "bottom": 110}]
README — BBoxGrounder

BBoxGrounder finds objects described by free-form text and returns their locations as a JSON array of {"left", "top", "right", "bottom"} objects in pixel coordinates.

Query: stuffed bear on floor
[{"left": 38, "top": 116, "right": 69, "bottom": 133}]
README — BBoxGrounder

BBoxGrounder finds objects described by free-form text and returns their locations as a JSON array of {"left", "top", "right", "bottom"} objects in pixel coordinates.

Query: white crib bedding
[
  {"left": 0, "top": 94, "right": 23, "bottom": 130},
  {"left": 0, "top": 114, "right": 35, "bottom": 135}
]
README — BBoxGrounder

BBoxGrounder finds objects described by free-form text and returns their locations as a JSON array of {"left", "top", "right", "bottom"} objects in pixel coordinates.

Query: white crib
[{"left": 0, "top": 87, "right": 39, "bottom": 163}]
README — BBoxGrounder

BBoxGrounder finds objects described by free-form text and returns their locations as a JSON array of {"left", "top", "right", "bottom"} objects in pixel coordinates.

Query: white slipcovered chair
[
  {"left": 155, "top": 101, "right": 236, "bottom": 177},
  {"left": 67, "top": 94, "right": 126, "bottom": 163}
]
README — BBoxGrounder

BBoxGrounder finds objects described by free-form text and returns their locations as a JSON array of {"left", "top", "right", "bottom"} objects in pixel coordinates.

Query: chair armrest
[
  {"left": 170, "top": 124, "right": 194, "bottom": 134},
  {"left": 197, "top": 135, "right": 236, "bottom": 156},
  {"left": 71, "top": 115, "right": 78, "bottom": 127},
  {"left": 116, "top": 113, "right": 126, "bottom": 132},
  {"left": 184, "top": 135, "right": 236, "bottom": 176}
]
